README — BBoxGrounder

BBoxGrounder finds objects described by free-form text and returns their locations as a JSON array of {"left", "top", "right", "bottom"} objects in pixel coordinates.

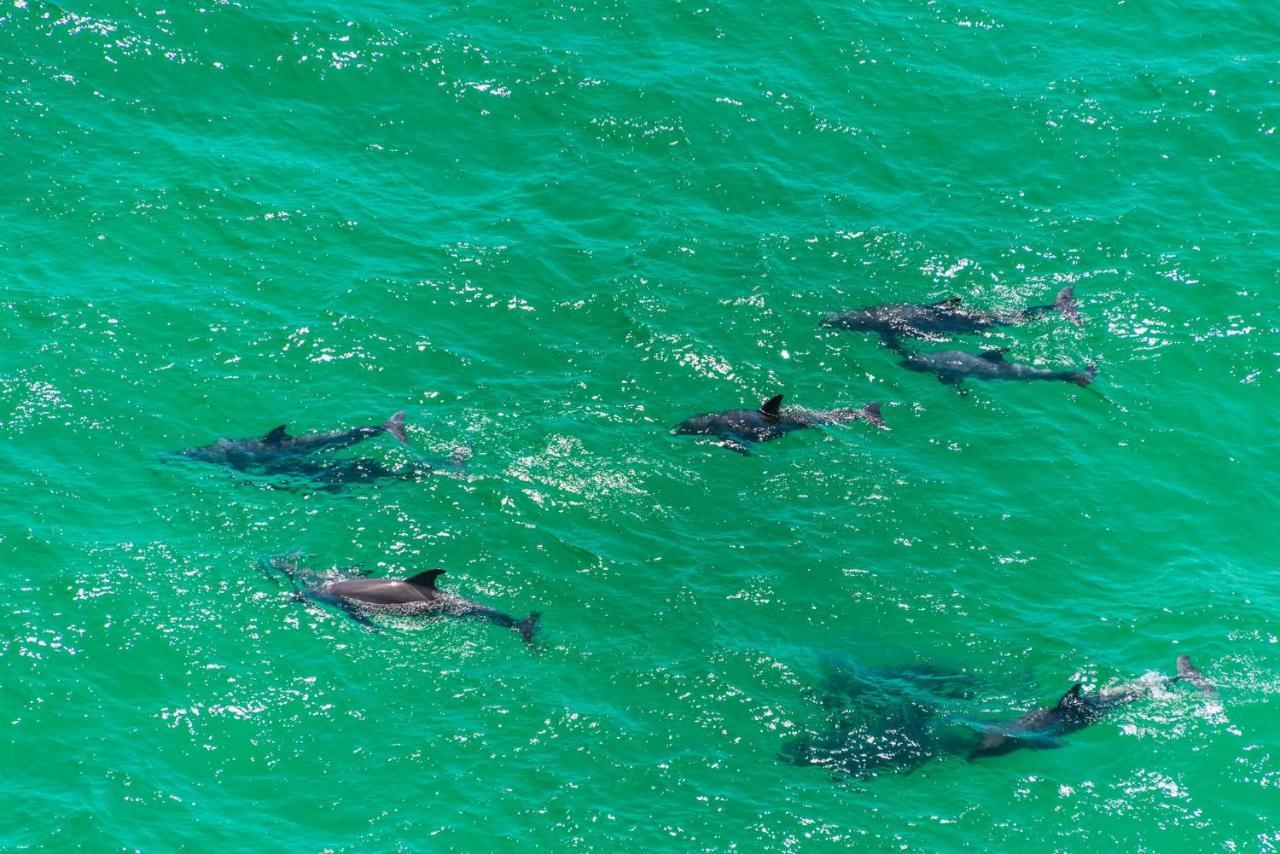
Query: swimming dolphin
[
  {"left": 893, "top": 345, "right": 1096, "bottom": 391},
  {"left": 821, "top": 286, "right": 1079, "bottom": 342},
  {"left": 674, "top": 394, "right": 886, "bottom": 454},
  {"left": 967, "top": 656, "right": 1217, "bottom": 760},
  {"left": 180, "top": 411, "right": 409, "bottom": 470},
  {"left": 263, "top": 557, "right": 540, "bottom": 644}
]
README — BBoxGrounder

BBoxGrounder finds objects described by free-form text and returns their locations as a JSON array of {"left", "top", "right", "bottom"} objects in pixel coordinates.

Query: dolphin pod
[
  {"left": 820, "top": 286, "right": 1097, "bottom": 394},
  {"left": 181, "top": 411, "right": 409, "bottom": 466},
  {"left": 821, "top": 286, "right": 1080, "bottom": 343},
  {"left": 176, "top": 411, "right": 446, "bottom": 489},
  {"left": 164, "top": 282, "right": 1209, "bottom": 779},
  {"left": 671, "top": 288, "right": 1091, "bottom": 456},
  {"left": 675, "top": 394, "right": 886, "bottom": 454},
  {"left": 261, "top": 556, "right": 540, "bottom": 644}
]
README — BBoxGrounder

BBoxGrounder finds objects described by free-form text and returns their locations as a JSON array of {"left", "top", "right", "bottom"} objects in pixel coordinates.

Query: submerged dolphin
[
  {"left": 180, "top": 411, "right": 408, "bottom": 470},
  {"left": 821, "top": 287, "right": 1079, "bottom": 342},
  {"left": 674, "top": 394, "right": 886, "bottom": 454},
  {"left": 894, "top": 345, "right": 1096, "bottom": 390},
  {"left": 263, "top": 558, "right": 540, "bottom": 644},
  {"left": 967, "top": 656, "right": 1217, "bottom": 760},
  {"left": 255, "top": 457, "right": 432, "bottom": 492}
]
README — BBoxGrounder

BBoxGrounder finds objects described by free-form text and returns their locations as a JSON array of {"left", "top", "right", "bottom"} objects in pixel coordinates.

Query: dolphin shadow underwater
[
  {"left": 674, "top": 394, "right": 887, "bottom": 455},
  {"left": 779, "top": 659, "right": 978, "bottom": 778},
  {"left": 261, "top": 556, "right": 541, "bottom": 644},
  {"left": 176, "top": 411, "right": 465, "bottom": 490},
  {"left": 821, "top": 286, "right": 1080, "bottom": 343},
  {"left": 781, "top": 656, "right": 1216, "bottom": 778}
]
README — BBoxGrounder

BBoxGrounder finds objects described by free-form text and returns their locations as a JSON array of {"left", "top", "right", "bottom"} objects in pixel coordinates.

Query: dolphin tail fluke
[
  {"left": 1176, "top": 655, "right": 1217, "bottom": 695},
  {"left": 861, "top": 402, "right": 887, "bottom": 430},
  {"left": 1054, "top": 286, "right": 1081, "bottom": 325},
  {"left": 384, "top": 411, "right": 408, "bottom": 444},
  {"left": 1070, "top": 362, "right": 1097, "bottom": 387},
  {"left": 516, "top": 612, "right": 541, "bottom": 645}
]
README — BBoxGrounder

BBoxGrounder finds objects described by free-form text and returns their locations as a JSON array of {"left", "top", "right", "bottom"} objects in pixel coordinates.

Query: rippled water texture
[{"left": 2, "top": 0, "right": 1277, "bottom": 848}]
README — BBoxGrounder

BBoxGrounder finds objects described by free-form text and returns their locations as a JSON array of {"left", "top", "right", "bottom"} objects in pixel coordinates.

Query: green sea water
[{"left": 2, "top": 0, "right": 1278, "bottom": 848}]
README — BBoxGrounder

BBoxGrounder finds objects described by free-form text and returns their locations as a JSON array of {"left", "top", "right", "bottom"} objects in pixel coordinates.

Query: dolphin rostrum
[
  {"left": 263, "top": 557, "right": 540, "bottom": 644},
  {"left": 893, "top": 345, "right": 1096, "bottom": 391},
  {"left": 821, "top": 286, "right": 1079, "bottom": 342},
  {"left": 675, "top": 394, "right": 886, "bottom": 454},
  {"left": 967, "top": 656, "right": 1217, "bottom": 760}
]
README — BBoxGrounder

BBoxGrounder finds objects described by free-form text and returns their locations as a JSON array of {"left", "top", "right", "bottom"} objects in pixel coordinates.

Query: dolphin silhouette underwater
[
  {"left": 967, "top": 655, "right": 1217, "bottom": 760},
  {"left": 262, "top": 557, "right": 540, "bottom": 644},
  {"left": 675, "top": 394, "right": 886, "bottom": 454},
  {"left": 890, "top": 343, "right": 1096, "bottom": 391},
  {"left": 821, "top": 286, "right": 1079, "bottom": 343},
  {"left": 251, "top": 456, "right": 435, "bottom": 492}
]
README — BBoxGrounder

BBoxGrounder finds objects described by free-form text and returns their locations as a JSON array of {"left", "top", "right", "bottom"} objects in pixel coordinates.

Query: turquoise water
[{"left": 2, "top": 0, "right": 1278, "bottom": 847}]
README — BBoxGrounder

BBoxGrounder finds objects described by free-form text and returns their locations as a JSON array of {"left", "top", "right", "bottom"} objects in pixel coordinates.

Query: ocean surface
[{"left": 2, "top": 0, "right": 1277, "bottom": 848}]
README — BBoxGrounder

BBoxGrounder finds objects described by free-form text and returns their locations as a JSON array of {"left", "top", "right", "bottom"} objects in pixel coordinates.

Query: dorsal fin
[
  {"left": 404, "top": 568, "right": 445, "bottom": 590},
  {"left": 932, "top": 296, "right": 962, "bottom": 307},
  {"left": 263, "top": 425, "right": 289, "bottom": 444},
  {"left": 759, "top": 394, "right": 784, "bottom": 418},
  {"left": 1056, "top": 683, "right": 1083, "bottom": 707},
  {"left": 979, "top": 348, "right": 1009, "bottom": 362}
]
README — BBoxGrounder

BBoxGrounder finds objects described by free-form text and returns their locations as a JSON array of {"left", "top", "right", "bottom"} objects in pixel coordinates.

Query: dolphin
[
  {"left": 180, "top": 411, "right": 408, "bottom": 470},
  {"left": 893, "top": 345, "right": 1096, "bottom": 391},
  {"left": 821, "top": 286, "right": 1079, "bottom": 342},
  {"left": 262, "top": 557, "right": 540, "bottom": 644},
  {"left": 967, "top": 656, "right": 1217, "bottom": 760},
  {"left": 250, "top": 448, "right": 469, "bottom": 492},
  {"left": 257, "top": 457, "right": 425, "bottom": 492},
  {"left": 674, "top": 394, "right": 886, "bottom": 454}
]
